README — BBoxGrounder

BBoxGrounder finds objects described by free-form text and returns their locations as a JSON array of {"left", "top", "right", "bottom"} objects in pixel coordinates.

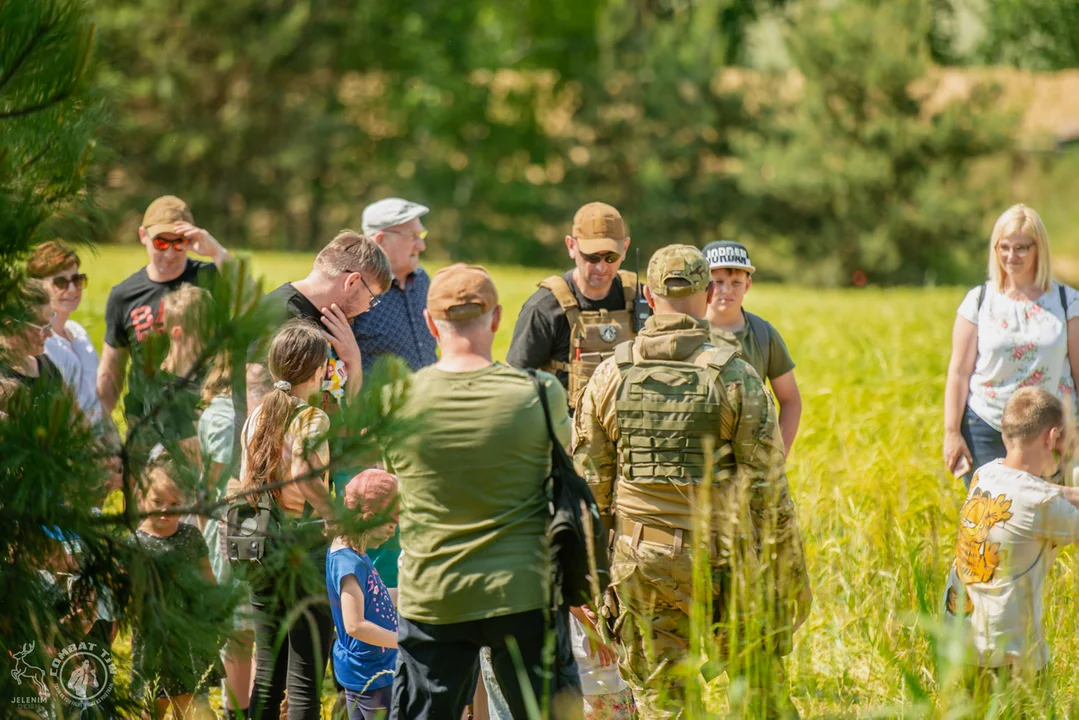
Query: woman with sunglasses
[{"left": 27, "top": 240, "right": 103, "bottom": 424}]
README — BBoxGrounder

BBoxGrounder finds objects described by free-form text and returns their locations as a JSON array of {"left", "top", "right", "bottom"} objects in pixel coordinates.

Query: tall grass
[{"left": 73, "top": 247, "right": 1079, "bottom": 717}]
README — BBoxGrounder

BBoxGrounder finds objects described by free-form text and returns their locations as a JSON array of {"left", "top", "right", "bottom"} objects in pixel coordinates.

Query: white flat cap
[{"left": 362, "top": 198, "right": 430, "bottom": 235}]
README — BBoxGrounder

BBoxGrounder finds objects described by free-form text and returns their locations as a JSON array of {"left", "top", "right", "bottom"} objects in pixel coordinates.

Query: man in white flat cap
[
  {"left": 350, "top": 197, "right": 437, "bottom": 598},
  {"left": 352, "top": 198, "right": 438, "bottom": 375}
]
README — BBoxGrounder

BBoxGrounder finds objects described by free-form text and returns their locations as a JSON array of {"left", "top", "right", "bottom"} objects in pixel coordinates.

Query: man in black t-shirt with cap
[
  {"left": 98, "top": 196, "right": 237, "bottom": 422},
  {"left": 506, "top": 201, "right": 640, "bottom": 413}
]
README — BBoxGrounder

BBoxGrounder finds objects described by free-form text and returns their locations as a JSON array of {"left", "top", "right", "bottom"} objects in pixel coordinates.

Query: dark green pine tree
[
  {"left": 733, "top": 0, "right": 1014, "bottom": 286},
  {"left": 2, "top": 3, "right": 414, "bottom": 717}
]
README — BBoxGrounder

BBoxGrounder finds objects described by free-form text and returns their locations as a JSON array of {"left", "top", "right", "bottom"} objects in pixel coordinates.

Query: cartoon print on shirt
[{"left": 955, "top": 487, "right": 1014, "bottom": 585}]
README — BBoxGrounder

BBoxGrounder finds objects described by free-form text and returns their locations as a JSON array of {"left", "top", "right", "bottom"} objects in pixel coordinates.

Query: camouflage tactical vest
[
  {"left": 539, "top": 270, "right": 637, "bottom": 409},
  {"left": 612, "top": 340, "right": 759, "bottom": 487}
]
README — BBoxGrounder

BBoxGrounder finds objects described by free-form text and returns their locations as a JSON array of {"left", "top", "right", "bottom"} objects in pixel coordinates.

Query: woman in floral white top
[{"left": 944, "top": 204, "right": 1079, "bottom": 487}]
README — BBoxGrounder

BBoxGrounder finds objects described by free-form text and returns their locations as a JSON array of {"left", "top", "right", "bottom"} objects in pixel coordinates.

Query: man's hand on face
[
  {"left": 174, "top": 221, "right": 227, "bottom": 262},
  {"left": 321, "top": 303, "right": 362, "bottom": 370}
]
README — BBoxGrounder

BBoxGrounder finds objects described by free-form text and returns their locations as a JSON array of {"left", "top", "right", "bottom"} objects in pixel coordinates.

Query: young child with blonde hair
[
  {"left": 944, "top": 387, "right": 1079, "bottom": 691},
  {"left": 130, "top": 451, "right": 217, "bottom": 719}
]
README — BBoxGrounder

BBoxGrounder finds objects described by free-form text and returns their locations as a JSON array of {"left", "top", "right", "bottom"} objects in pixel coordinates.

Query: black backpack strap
[
  {"left": 977, "top": 282, "right": 987, "bottom": 312},
  {"left": 528, "top": 370, "right": 559, "bottom": 442}
]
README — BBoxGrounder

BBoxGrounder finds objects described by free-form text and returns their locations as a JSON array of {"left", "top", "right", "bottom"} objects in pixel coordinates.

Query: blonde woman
[{"left": 944, "top": 204, "right": 1079, "bottom": 487}]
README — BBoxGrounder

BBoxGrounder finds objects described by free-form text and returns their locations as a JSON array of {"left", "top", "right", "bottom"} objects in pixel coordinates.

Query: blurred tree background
[{"left": 80, "top": 0, "right": 1079, "bottom": 284}]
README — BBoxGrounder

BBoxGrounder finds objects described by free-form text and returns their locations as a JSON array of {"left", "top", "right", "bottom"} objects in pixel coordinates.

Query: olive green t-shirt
[
  {"left": 384, "top": 362, "right": 570, "bottom": 624},
  {"left": 732, "top": 311, "right": 795, "bottom": 383}
]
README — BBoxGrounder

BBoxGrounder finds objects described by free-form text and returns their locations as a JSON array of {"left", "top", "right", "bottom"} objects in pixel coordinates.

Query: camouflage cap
[{"left": 647, "top": 244, "right": 711, "bottom": 297}]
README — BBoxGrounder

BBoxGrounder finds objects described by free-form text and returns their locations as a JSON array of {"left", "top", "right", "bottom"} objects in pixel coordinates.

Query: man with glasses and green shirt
[{"left": 507, "top": 202, "right": 640, "bottom": 412}]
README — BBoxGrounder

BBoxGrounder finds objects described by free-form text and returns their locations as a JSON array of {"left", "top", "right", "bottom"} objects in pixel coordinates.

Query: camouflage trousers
[{"left": 609, "top": 534, "right": 798, "bottom": 720}]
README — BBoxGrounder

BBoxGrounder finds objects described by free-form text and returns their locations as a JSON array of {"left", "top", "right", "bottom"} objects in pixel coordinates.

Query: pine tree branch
[
  {"left": 0, "top": 19, "right": 51, "bottom": 96},
  {"left": 0, "top": 86, "right": 76, "bottom": 120}
]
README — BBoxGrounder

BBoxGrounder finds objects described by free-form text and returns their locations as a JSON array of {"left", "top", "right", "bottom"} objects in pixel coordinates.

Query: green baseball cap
[{"left": 647, "top": 244, "right": 711, "bottom": 298}]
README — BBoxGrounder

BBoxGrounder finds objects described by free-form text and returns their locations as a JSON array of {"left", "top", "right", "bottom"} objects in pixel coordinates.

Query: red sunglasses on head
[{"left": 152, "top": 236, "right": 190, "bottom": 252}]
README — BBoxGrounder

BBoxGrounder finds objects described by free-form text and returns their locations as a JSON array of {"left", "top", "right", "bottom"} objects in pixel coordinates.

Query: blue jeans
[{"left": 959, "top": 406, "right": 1006, "bottom": 489}]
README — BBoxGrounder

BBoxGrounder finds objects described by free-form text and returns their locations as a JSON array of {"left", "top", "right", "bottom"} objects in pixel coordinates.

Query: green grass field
[{"left": 72, "top": 245, "right": 1079, "bottom": 717}]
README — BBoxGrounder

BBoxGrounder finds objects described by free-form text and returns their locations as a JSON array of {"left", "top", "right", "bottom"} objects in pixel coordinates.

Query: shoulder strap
[
  {"left": 616, "top": 270, "right": 637, "bottom": 312},
  {"left": 539, "top": 275, "right": 579, "bottom": 314},
  {"left": 1062, "top": 283, "right": 1070, "bottom": 346},
  {"left": 539, "top": 275, "right": 580, "bottom": 330},
  {"left": 614, "top": 340, "right": 635, "bottom": 369},
  {"left": 527, "top": 369, "right": 559, "bottom": 447},
  {"left": 977, "top": 282, "right": 987, "bottom": 312},
  {"left": 745, "top": 313, "right": 771, "bottom": 377}
]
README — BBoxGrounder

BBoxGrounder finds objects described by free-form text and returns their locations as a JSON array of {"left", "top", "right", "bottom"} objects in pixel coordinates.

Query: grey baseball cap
[{"left": 362, "top": 198, "right": 430, "bottom": 235}]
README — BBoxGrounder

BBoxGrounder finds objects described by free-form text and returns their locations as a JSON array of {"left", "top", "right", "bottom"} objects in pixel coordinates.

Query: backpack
[
  {"left": 527, "top": 369, "right": 611, "bottom": 609},
  {"left": 225, "top": 492, "right": 280, "bottom": 562}
]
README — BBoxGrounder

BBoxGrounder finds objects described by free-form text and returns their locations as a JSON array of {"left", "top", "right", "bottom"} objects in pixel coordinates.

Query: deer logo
[{"left": 11, "top": 642, "right": 49, "bottom": 700}]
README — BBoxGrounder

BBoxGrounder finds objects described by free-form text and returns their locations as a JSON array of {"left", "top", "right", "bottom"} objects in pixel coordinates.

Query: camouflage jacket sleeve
[
  {"left": 719, "top": 357, "right": 810, "bottom": 633},
  {"left": 571, "top": 356, "right": 622, "bottom": 520}
]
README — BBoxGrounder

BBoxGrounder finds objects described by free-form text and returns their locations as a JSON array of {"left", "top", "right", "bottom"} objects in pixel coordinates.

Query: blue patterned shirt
[{"left": 351, "top": 266, "right": 438, "bottom": 374}]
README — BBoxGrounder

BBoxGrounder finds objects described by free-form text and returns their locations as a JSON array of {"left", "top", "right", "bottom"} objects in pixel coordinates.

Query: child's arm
[
  {"left": 340, "top": 574, "right": 398, "bottom": 648},
  {"left": 770, "top": 370, "right": 802, "bottom": 459},
  {"left": 1058, "top": 485, "right": 1079, "bottom": 511},
  {"left": 569, "top": 605, "right": 616, "bottom": 668}
]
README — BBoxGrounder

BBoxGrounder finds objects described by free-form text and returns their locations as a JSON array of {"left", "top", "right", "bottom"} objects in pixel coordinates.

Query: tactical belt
[{"left": 618, "top": 518, "right": 716, "bottom": 556}]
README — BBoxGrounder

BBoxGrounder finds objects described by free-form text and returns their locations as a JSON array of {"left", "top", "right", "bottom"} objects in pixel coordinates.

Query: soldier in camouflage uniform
[{"left": 572, "top": 244, "right": 811, "bottom": 719}]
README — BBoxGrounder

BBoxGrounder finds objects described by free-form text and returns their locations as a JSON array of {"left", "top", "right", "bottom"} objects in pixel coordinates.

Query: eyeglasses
[
  {"left": 997, "top": 242, "right": 1034, "bottom": 257},
  {"left": 22, "top": 312, "right": 56, "bottom": 339},
  {"left": 51, "top": 273, "right": 88, "bottom": 291},
  {"left": 384, "top": 228, "right": 428, "bottom": 242},
  {"left": 355, "top": 276, "right": 381, "bottom": 310},
  {"left": 152, "top": 236, "right": 191, "bottom": 252},
  {"left": 579, "top": 251, "right": 622, "bottom": 265}
]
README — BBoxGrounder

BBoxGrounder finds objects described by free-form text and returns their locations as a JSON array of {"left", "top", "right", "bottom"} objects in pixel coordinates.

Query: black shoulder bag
[{"left": 527, "top": 370, "right": 611, "bottom": 609}]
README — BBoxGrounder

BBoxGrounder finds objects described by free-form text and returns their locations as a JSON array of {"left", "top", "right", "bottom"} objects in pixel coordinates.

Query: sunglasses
[
  {"left": 579, "top": 251, "right": 622, "bottom": 265},
  {"left": 51, "top": 273, "right": 88, "bottom": 291},
  {"left": 22, "top": 312, "right": 56, "bottom": 339},
  {"left": 152, "top": 236, "right": 191, "bottom": 252}
]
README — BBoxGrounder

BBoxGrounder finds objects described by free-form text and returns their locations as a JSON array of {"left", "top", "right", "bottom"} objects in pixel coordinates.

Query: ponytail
[{"left": 241, "top": 319, "right": 327, "bottom": 496}]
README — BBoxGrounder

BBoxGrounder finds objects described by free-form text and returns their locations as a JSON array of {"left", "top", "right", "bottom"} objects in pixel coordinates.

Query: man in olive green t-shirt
[
  {"left": 385, "top": 264, "right": 570, "bottom": 720},
  {"left": 703, "top": 240, "right": 802, "bottom": 458}
]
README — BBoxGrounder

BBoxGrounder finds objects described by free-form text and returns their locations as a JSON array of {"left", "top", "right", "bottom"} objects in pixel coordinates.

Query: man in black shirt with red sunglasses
[{"left": 97, "top": 195, "right": 236, "bottom": 421}]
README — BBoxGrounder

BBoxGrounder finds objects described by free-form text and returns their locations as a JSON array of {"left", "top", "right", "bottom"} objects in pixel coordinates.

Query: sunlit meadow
[{"left": 73, "top": 245, "right": 1079, "bottom": 717}]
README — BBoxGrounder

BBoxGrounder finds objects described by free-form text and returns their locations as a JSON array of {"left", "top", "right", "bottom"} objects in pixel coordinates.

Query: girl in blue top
[{"left": 327, "top": 469, "right": 400, "bottom": 719}]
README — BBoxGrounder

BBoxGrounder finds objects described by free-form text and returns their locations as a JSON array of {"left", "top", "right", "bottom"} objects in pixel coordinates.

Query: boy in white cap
[{"left": 702, "top": 240, "right": 802, "bottom": 457}]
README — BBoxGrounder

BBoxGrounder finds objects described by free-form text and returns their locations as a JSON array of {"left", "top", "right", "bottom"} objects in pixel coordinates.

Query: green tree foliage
[
  {"left": 978, "top": 0, "right": 1079, "bottom": 71},
  {"left": 733, "top": 0, "right": 1014, "bottom": 285},
  {"left": 0, "top": 0, "right": 102, "bottom": 311},
  {"left": 1, "top": 4, "right": 415, "bottom": 715}
]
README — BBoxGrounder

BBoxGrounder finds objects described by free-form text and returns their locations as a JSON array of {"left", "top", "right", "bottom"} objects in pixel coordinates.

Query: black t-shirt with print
[
  {"left": 104, "top": 259, "right": 216, "bottom": 416},
  {"left": 506, "top": 270, "right": 629, "bottom": 389},
  {"left": 243, "top": 282, "right": 346, "bottom": 418}
]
